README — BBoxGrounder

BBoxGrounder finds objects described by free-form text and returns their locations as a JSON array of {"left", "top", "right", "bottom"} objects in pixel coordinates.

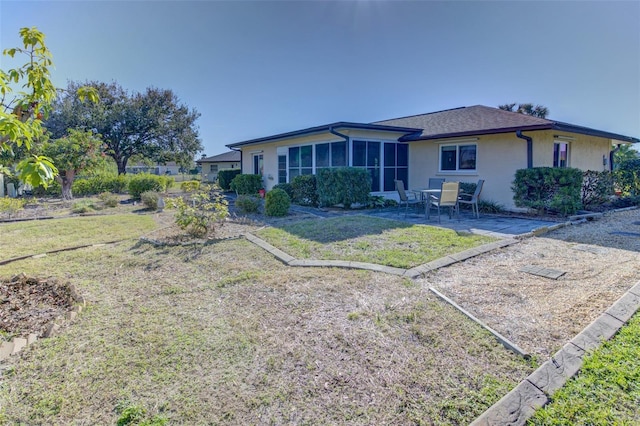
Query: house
[
  {"left": 226, "top": 105, "right": 639, "bottom": 210},
  {"left": 125, "top": 161, "right": 182, "bottom": 175},
  {"left": 196, "top": 151, "right": 241, "bottom": 182}
]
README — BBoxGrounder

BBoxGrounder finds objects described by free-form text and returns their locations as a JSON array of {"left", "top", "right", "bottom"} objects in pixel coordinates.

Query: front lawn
[
  {"left": 255, "top": 215, "right": 496, "bottom": 268},
  {"left": 0, "top": 216, "right": 532, "bottom": 425}
]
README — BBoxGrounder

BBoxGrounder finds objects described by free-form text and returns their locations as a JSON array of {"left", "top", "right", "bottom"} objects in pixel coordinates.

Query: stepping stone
[
  {"left": 519, "top": 265, "right": 566, "bottom": 280},
  {"left": 609, "top": 231, "right": 640, "bottom": 237},
  {"left": 572, "top": 244, "right": 609, "bottom": 255}
]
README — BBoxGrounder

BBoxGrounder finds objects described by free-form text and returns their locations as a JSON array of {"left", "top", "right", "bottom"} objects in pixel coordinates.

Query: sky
[{"left": 1, "top": 0, "right": 639, "bottom": 157}]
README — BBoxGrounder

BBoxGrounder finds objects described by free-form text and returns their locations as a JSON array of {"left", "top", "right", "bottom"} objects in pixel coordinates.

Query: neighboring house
[
  {"left": 226, "top": 105, "right": 639, "bottom": 210},
  {"left": 196, "top": 151, "right": 241, "bottom": 182},
  {"left": 125, "top": 161, "right": 182, "bottom": 175}
]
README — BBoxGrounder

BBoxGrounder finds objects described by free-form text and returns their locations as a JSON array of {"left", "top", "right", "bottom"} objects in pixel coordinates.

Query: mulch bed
[{"left": 0, "top": 275, "right": 75, "bottom": 338}]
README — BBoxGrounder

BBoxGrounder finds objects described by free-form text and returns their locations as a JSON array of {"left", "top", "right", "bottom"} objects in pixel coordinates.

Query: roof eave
[{"left": 227, "top": 122, "right": 422, "bottom": 149}]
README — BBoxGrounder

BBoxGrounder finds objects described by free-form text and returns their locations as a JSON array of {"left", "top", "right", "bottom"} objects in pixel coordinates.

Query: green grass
[
  {"left": 0, "top": 214, "right": 158, "bottom": 258},
  {"left": 255, "top": 215, "right": 496, "bottom": 268},
  {"left": 529, "top": 312, "right": 640, "bottom": 425},
  {"left": 0, "top": 217, "right": 533, "bottom": 425}
]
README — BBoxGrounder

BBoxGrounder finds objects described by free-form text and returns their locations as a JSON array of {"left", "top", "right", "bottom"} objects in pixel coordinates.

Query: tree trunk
[
  {"left": 57, "top": 170, "right": 76, "bottom": 200},
  {"left": 115, "top": 156, "right": 128, "bottom": 175}
]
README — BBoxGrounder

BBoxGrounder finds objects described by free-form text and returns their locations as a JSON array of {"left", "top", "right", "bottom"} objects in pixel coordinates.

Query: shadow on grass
[{"left": 266, "top": 215, "right": 413, "bottom": 243}]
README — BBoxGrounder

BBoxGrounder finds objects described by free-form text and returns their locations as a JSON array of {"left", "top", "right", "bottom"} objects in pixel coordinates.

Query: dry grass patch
[
  {"left": 255, "top": 215, "right": 495, "bottom": 268},
  {"left": 0, "top": 214, "right": 159, "bottom": 259},
  {"left": 0, "top": 236, "right": 532, "bottom": 425}
]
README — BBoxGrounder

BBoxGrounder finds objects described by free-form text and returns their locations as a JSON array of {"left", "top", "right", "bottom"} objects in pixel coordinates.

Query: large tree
[
  {"left": 45, "top": 81, "right": 202, "bottom": 175},
  {"left": 42, "top": 128, "right": 103, "bottom": 200},
  {"left": 1, "top": 27, "right": 97, "bottom": 187},
  {"left": 498, "top": 103, "right": 549, "bottom": 118}
]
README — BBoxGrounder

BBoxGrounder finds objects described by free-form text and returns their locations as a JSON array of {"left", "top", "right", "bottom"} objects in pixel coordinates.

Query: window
[
  {"left": 278, "top": 155, "right": 287, "bottom": 184},
  {"left": 253, "top": 154, "right": 263, "bottom": 175},
  {"left": 289, "top": 145, "right": 312, "bottom": 179},
  {"left": 440, "top": 144, "right": 476, "bottom": 171},
  {"left": 553, "top": 142, "right": 569, "bottom": 168},
  {"left": 210, "top": 164, "right": 218, "bottom": 173},
  {"left": 353, "top": 140, "right": 381, "bottom": 191},
  {"left": 383, "top": 142, "right": 408, "bottom": 191},
  {"left": 315, "top": 141, "right": 347, "bottom": 173}
]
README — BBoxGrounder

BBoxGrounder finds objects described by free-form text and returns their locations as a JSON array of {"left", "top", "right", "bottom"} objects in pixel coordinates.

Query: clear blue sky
[{"left": 2, "top": 0, "right": 639, "bottom": 157}]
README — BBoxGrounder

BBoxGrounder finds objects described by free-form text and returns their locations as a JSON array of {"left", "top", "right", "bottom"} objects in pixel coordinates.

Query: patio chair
[
  {"left": 428, "top": 177, "right": 445, "bottom": 189},
  {"left": 426, "top": 181, "right": 459, "bottom": 223},
  {"left": 395, "top": 179, "right": 423, "bottom": 217},
  {"left": 458, "top": 179, "right": 484, "bottom": 219}
]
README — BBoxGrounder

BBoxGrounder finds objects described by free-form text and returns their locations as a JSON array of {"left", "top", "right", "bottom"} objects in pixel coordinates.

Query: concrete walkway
[{"left": 289, "top": 204, "right": 561, "bottom": 239}]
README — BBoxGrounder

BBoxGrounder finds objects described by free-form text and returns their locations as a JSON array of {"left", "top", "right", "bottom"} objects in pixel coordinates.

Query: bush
[
  {"left": 181, "top": 180, "right": 201, "bottom": 192},
  {"left": 316, "top": 167, "right": 371, "bottom": 209},
  {"left": 272, "top": 183, "right": 294, "bottom": 200},
  {"left": 291, "top": 175, "right": 318, "bottom": 206},
  {"left": 0, "top": 197, "right": 26, "bottom": 216},
  {"left": 98, "top": 192, "right": 119, "bottom": 208},
  {"left": 72, "top": 174, "right": 130, "bottom": 196},
  {"left": 614, "top": 159, "right": 640, "bottom": 196},
  {"left": 141, "top": 191, "right": 161, "bottom": 210},
  {"left": 167, "top": 185, "right": 229, "bottom": 237},
  {"left": 582, "top": 170, "right": 614, "bottom": 207},
  {"left": 230, "top": 174, "right": 263, "bottom": 195},
  {"left": 218, "top": 169, "right": 242, "bottom": 191},
  {"left": 71, "top": 200, "right": 96, "bottom": 214},
  {"left": 265, "top": 188, "right": 291, "bottom": 217},
  {"left": 478, "top": 199, "right": 504, "bottom": 213},
  {"left": 512, "top": 167, "right": 583, "bottom": 216},
  {"left": 610, "top": 195, "right": 640, "bottom": 209},
  {"left": 128, "top": 173, "right": 171, "bottom": 199},
  {"left": 32, "top": 180, "right": 61, "bottom": 197},
  {"left": 234, "top": 195, "right": 261, "bottom": 214}
]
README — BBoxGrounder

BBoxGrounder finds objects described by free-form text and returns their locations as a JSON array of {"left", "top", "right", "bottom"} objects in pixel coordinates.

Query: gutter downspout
[
  {"left": 516, "top": 131, "right": 533, "bottom": 169},
  {"left": 229, "top": 146, "right": 243, "bottom": 174},
  {"left": 610, "top": 144, "right": 622, "bottom": 172},
  {"left": 329, "top": 126, "right": 349, "bottom": 144}
]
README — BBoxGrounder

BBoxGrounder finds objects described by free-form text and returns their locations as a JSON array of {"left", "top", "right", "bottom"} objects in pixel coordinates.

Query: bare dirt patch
[
  {"left": 0, "top": 275, "right": 75, "bottom": 338},
  {"left": 422, "top": 208, "right": 640, "bottom": 359}
]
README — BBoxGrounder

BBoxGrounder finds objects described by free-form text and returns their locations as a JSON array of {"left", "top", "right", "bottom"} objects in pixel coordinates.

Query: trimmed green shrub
[
  {"left": 128, "top": 174, "right": 171, "bottom": 199},
  {"left": 582, "top": 170, "right": 614, "bottom": 207},
  {"left": 32, "top": 180, "right": 61, "bottom": 197},
  {"left": 512, "top": 167, "right": 583, "bottom": 215},
  {"left": 218, "top": 169, "right": 242, "bottom": 191},
  {"left": 265, "top": 188, "right": 291, "bottom": 217},
  {"left": 71, "top": 174, "right": 130, "bottom": 196},
  {"left": 141, "top": 191, "right": 160, "bottom": 210},
  {"left": 181, "top": 180, "right": 201, "bottom": 192},
  {"left": 273, "top": 183, "right": 294, "bottom": 200},
  {"left": 291, "top": 175, "right": 318, "bottom": 206},
  {"left": 614, "top": 159, "right": 640, "bottom": 196},
  {"left": 316, "top": 167, "right": 371, "bottom": 209},
  {"left": 234, "top": 195, "right": 260, "bottom": 214},
  {"left": 230, "top": 174, "right": 263, "bottom": 195}
]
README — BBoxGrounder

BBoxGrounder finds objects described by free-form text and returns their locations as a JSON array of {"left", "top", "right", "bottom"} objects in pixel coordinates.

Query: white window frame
[
  {"left": 553, "top": 141, "right": 570, "bottom": 168},
  {"left": 438, "top": 142, "right": 478, "bottom": 173}
]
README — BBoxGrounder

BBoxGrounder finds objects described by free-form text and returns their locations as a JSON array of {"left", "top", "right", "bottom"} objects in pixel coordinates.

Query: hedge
[
  {"left": 218, "top": 169, "right": 242, "bottom": 191},
  {"left": 316, "top": 167, "right": 371, "bottom": 209},
  {"left": 512, "top": 167, "right": 582, "bottom": 215}
]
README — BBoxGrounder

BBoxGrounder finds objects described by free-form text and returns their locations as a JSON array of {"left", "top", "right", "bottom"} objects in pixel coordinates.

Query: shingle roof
[
  {"left": 197, "top": 150, "right": 241, "bottom": 163},
  {"left": 374, "top": 105, "right": 638, "bottom": 143},
  {"left": 226, "top": 122, "right": 422, "bottom": 148}
]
